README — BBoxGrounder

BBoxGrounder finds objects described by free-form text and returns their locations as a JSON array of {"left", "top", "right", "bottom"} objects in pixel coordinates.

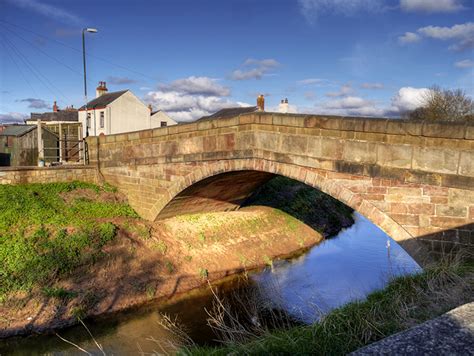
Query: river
[{"left": 0, "top": 213, "right": 421, "bottom": 355}]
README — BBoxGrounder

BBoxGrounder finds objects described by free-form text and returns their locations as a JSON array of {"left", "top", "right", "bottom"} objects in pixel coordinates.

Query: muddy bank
[{"left": 0, "top": 206, "right": 323, "bottom": 338}]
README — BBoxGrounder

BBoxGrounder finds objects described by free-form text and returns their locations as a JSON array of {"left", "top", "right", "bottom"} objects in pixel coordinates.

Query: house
[
  {"left": 27, "top": 102, "right": 82, "bottom": 163},
  {"left": 197, "top": 94, "right": 264, "bottom": 121},
  {"left": 0, "top": 125, "right": 58, "bottom": 166},
  {"left": 78, "top": 81, "right": 176, "bottom": 137},
  {"left": 149, "top": 106, "right": 178, "bottom": 127}
]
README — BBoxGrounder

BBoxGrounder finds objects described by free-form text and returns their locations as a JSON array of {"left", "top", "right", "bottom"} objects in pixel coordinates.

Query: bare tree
[{"left": 406, "top": 86, "right": 474, "bottom": 123}]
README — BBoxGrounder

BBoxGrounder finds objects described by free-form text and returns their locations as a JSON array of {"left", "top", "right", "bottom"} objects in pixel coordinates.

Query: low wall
[{"left": 0, "top": 166, "right": 99, "bottom": 185}]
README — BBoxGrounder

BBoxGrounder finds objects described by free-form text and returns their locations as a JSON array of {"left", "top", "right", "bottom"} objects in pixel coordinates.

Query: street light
[{"left": 82, "top": 27, "right": 98, "bottom": 137}]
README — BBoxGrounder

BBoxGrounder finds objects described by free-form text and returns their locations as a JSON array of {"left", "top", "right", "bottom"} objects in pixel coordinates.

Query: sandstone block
[
  {"left": 342, "top": 141, "right": 377, "bottom": 164},
  {"left": 413, "top": 147, "right": 459, "bottom": 174},
  {"left": 376, "top": 143, "right": 412, "bottom": 169}
]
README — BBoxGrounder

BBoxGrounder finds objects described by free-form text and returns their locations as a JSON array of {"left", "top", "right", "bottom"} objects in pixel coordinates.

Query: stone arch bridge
[{"left": 87, "top": 113, "right": 474, "bottom": 264}]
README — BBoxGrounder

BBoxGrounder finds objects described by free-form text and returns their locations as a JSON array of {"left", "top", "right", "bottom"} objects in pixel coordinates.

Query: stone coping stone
[
  {"left": 351, "top": 302, "right": 474, "bottom": 355},
  {"left": 0, "top": 165, "right": 95, "bottom": 172}
]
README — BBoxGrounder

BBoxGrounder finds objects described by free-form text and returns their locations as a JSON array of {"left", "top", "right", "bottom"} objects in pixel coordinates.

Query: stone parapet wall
[
  {"left": 0, "top": 166, "right": 99, "bottom": 185},
  {"left": 89, "top": 113, "right": 474, "bottom": 188}
]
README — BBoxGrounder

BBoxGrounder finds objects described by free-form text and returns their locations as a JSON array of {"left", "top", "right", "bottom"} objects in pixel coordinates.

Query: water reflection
[{"left": 253, "top": 213, "right": 422, "bottom": 323}]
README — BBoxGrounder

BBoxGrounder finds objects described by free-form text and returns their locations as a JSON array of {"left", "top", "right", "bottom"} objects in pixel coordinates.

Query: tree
[{"left": 406, "top": 86, "right": 474, "bottom": 123}]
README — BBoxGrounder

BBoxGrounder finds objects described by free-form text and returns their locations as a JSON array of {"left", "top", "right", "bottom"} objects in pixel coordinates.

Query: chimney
[
  {"left": 53, "top": 101, "right": 59, "bottom": 112},
  {"left": 96, "top": 81, "right": 108, "bottom": 98},
  {"left": 148, "top": 104, "right": 153, "bottom": 113},
  {"left": 278, "top": 98, "right": 289, "bottom": 113},
  {"left": 257, "top": 94, "right": 265, "bottom": 112}
]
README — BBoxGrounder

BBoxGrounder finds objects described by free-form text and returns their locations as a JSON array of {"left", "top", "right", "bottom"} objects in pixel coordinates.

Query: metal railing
[{"left": 42, "top": 139, "right": 89, "bottom": 165}]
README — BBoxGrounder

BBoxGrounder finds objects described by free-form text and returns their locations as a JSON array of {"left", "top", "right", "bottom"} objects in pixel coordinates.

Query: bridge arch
[{"left": 150, "top": 158, "right": 426, "bottom": 263}]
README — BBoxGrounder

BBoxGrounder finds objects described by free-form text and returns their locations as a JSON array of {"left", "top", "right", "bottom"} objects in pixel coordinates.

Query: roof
[
  {"left": 79, "top": 90, "right": 128, "bottom": 110},
  {"left": 0, "top": 125, "right": 58, "bottom": 138},
  {"left": 0, "top": 125, "right": 36, "bottom": 137},
  {"left": 30, "top": 110, "right": 78, "bottom": 122},
  {"left": 198, "top": 106, "right": 258, "bottom": 121}
]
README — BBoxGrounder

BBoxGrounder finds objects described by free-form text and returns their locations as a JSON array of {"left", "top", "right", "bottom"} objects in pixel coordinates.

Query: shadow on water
[{"left": 0, "top": 213, "right": 421, "bottom": 354}]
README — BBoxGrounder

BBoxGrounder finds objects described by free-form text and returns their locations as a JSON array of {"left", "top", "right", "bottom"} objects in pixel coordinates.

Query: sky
[{"left": 0, "top": 0, "right": 473, "bottom": 123}]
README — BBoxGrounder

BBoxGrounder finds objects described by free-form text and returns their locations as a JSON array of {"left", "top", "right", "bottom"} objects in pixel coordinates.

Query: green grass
[
  {"left": 184, "top": 259, "right": 473, "bottom": 355},
  {"left": 0, "top": 181, "right": 138, "bottom": 302},
  {"left": 42, "top": 287, "right": 77, "bottom": 300}
]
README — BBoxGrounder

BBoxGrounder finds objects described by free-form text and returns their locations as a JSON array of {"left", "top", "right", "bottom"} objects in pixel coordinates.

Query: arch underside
[
  {"left": 152, "top": 162, "right": 434, "bottom": 266},
  {"left": 156, "top": 171, "right": 275, "bottom": 220}
]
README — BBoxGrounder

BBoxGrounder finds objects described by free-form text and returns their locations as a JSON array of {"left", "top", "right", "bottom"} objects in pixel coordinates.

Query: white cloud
[
  {"left": 400, "top": 22, "right": 474, "bottom": 51},
  {"left": 297, "top": 78, "right": 327, "bottom": 86},
  {"left": 326, "top": 84, "right": 354, "bottom": 97},
  {"left": 18, "top": 98, "right": 50, "bottom": 109},
  {"left": 317, "top": 87, "right": 433, "bottom": 117},
  {"left": 418, "top": 22, "right": 474, "bottom": 51},
  {"left": 160, "top": 76, "right": 230, "bottom": 96},
  {"left": 298, "top": 0, "right": 385, "bottom": 23},
  {"left": 389, "top": 87, "right": 430, "bottom": 113},
  {"left": 107, "top": 76, "right": 138, "bottom": 85},
  {"left": 400, "top": 0, "right": 464, "bottom": 13},
  {"left": 360, "top": 82, "right": 384, "bottom": 89},
  {"left": 323, "top": 96, "right": 371, "bottom": 109},
  {"left": 0, "top": 112, "right": 28, "bottom": 124},
  {"left": 229, "top": 58, "right": 280, "bottom": 80},
  {"left": 455, "top": 59, "right": 474, "bottom": 68},
  {"left": 320, "top": 96, "right": 385, "bottom": 117},
  {"left": 398, "top": 32, "right": 421, "bottom": 44},
  {"left": 418, "top": 22, "right": 474, "bottom": 41},
  {"left": 5, "top": 0, "right": 83, "bottom": 25},
  {"left": 145, "top": 76, "right": 245, "bottom": 122}
]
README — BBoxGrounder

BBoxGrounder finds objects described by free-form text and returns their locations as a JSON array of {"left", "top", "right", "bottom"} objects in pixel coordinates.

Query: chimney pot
[
  {"left": 257, "top": 94, "right": 265, "bottom": 112},
  {"left": 96, "top": 81, "right": 108, "bottom": 98},
  {"left": 53, "top": 101, "right": 59, "bottom": 112}
]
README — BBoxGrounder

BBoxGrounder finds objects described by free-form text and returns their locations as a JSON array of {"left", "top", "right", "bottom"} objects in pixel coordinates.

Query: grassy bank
[
  {"left": 185, "top": 256, "right": 473, "bottom": 355},
  {"left": 245, "top": 177, "right": 354, "bottom": 237},
  {"left": 0, "top": 182, "right": 138, "bottom": 302}
]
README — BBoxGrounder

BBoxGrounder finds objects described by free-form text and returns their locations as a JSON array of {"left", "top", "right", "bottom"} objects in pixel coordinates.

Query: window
[
  {"left": 86, "top": 113, "right": 91, "bottom": 128},
  {"left": 160, "top": 121, "right": 167, "bottom": 127},
  {"left": 100, "top": 111, "right": 105, "bottom": 128}
]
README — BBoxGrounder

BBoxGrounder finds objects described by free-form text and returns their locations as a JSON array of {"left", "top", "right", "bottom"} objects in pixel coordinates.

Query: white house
[
  {"left": 150, "top": 108, "right": 177, "bottom": 128},
  {"left": 78, "top": 81, "right": 176, "bottom": 137}
]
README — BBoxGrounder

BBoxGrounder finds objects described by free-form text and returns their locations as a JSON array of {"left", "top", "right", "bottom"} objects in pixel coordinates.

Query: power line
[
  {"left": 0, "top": 38, "right": 41, "bottom": 98},
  {"left": 1, "top": 35, "right": 72, "bottom": 105},
  {"left": 0, "top": 24, "right": 84, "bottom": 77},
  {"left": 0, "top": 19, "right": 159, "bottom": 82}
]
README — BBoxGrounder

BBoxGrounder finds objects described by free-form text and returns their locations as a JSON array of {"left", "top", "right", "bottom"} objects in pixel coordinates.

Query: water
[
  {"left": 0, "top": 213, "right": 421, "bottom": 354},
  {"left": 252, "top": 213, "right": 421, "bottom": 323}
]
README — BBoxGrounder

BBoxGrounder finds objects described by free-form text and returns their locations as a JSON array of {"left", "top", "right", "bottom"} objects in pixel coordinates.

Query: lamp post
[{"left": 82, "top": 27, "right": 97, "bottom": 137}]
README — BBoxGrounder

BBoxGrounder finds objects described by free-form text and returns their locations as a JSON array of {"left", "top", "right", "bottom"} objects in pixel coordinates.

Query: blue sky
[{"left": 1, "top": 0, "right": 473, "bottom": 123}]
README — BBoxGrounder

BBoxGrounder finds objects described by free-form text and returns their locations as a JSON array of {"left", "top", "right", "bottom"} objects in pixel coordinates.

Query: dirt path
[{"left": 0, "top": 206, "right": 323, "bottom": 338}]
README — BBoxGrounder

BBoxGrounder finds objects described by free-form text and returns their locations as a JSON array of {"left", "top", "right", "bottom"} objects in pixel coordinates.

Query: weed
[
  {"left": 42, "top": 287, "right": 77, "bottom": 300},
  {"left": 199, "top": 268, "right": 209, "bottom": 279},
  {"left": 153, "top": 240, "right": 168, "bottom": 254},
  {"left": 146, "top": 285, "right": 156, "bottom": 299},
  {"left": 126, "top": 223, "right": 151, "bottom": 239},
  {"left": 198, "top": 232, "right": 206, "bottom": 244},
  {"left": 263, "top": 255, "right": 273, "bottom": 267},
  {"left": 71, "top": 306, "right": 86, "bottom": 320},
  {"left": 184, "top": 255, "right": 193, "bottom": 262},
  {"left": 165, "top": 260, "right": 175, "bottom": 274}
]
